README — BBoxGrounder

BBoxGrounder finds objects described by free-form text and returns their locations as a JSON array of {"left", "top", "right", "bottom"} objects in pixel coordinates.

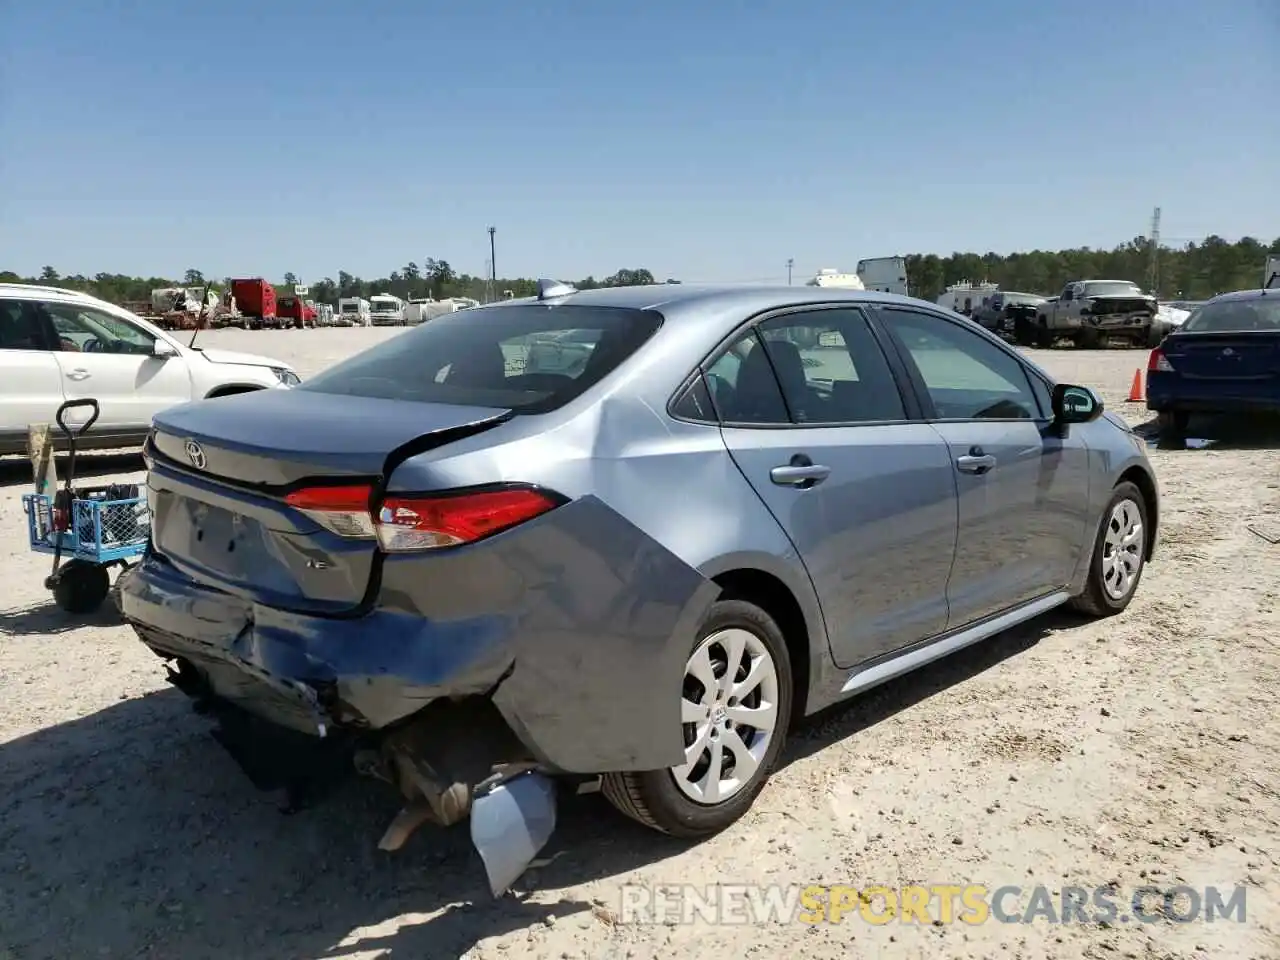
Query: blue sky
[{"left": 2, "top": 0, "right": 1277, "bottom": 283}]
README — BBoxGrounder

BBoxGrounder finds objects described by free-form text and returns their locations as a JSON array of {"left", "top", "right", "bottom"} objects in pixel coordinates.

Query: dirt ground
[{"left": 1, "top": 330, "right": 1277, "bottom": 960}]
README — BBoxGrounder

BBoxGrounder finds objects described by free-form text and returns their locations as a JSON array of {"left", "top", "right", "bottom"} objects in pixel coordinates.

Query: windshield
[
  {"left": 298, "top": 303, "right": 663, "bottom": 413},
  {"left": 340, "top": 302, "right": 360, "bottom": 313},
  {"left": 370, "top": 300, "right": 399, "bottom": 312},
  {"left": 1180, "top": 297, "right": 1280, "bottom": 333},
  {"left": 1083, "top": 281, "right": 1143, "bottom": 298}
]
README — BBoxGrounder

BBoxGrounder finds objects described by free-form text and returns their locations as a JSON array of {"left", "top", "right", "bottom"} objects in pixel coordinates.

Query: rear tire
[
  {"left": 601, "top": 599, "right": 793, "bottom": 838},
  {"left": 1069, "top": 481, "right": 1149, "bottom": 617},
  {"left": 53, "top": 560, "right": 111, "bottom": 614}
]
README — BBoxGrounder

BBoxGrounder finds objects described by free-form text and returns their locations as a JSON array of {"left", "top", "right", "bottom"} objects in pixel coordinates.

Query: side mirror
[
  {"left": 151, "top": 339, "right": 178, "bottom": 359},
  {"left": 1052, "top": 383, "right": 1103, "bottom": 425}
]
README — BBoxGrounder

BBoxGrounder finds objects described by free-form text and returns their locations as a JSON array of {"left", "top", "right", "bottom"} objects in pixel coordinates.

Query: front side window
[
  {"left": 43, "top": 304, "right": 157, "bottom": 355},
  {"left": 882, "top": 308, "right": 1040, "bottom": 420},
  {"left": 298, "top": 303, "right": 662, "bottom": 414}
]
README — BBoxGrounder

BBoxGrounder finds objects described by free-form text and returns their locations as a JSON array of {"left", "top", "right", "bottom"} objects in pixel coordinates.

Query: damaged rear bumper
[{"left": 117, "top": 498, "right": 719, "bottom": 892}]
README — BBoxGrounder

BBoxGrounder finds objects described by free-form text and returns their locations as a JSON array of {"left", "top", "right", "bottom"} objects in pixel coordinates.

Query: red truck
[
  {"left": 276, "top": 295, "right": 318, "bottom": 329},
  {"left": 229, "top": 277, "right": 283, "bottom": 330}
]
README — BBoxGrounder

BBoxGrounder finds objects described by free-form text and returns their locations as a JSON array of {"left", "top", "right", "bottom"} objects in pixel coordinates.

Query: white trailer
[
  {"left": 856, "top": 256, "right": 909, "bottom": 296},
  {"left": 369, "top": 293, "right": 406, "bottom": 326},
  {"left": 805, "top": 268, "right": 864, "bottom": 290},
  {"left": 335, "top": 297, "right": 371, "bottom": 326},
  {"left": 1266, "top": 256, "right": 1280, "bottom": 289},
  {"left": 937, "top": 280, "right": 999, "bottom": 316}
]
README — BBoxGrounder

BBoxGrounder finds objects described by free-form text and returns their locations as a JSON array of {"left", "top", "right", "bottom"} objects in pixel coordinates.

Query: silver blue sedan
[{"left": 119, "top": 280, "right": 1159, "bottom": 895}]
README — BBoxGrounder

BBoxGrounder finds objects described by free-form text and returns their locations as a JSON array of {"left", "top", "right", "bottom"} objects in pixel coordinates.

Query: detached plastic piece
[{"left": 470, "top": 771, "right": 557, "bottom": 897}]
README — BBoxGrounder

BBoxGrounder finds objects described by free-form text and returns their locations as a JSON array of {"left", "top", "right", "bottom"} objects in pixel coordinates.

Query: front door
[
  {"left": 41, "top": 301, "right": 193, "bottom": 437},
  {"left": 877, "top": 306, "right": 1092, "bottom": 628},
  {"left": 709, "top": 305, "right": 959, "bottom": 669}
]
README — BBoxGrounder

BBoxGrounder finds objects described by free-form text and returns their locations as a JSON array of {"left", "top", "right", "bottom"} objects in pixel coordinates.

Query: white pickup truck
[
  {"left": 0, "top": 283, "right": 301, "bottom": 455},
  {"left": 1033, "top": 279, "right": 1161, "bottom": 348}
]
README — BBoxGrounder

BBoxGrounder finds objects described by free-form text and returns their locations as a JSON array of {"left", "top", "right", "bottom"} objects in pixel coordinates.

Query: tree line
[{"left": 4, "top": 234, "right": 1277, "bottom": 308}]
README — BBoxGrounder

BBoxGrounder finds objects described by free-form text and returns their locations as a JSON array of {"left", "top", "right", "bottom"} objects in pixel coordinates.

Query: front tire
[
  {"left": 601, "top": 599, "right": 793, "bottom": 838},
  {"left": 1069, "top": 481, "right": 1149, "bottom": 617}
]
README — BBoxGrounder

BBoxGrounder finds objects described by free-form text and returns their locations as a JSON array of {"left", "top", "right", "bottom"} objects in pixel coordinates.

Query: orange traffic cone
[{"left": 1127, "top": 369, "right": 1144, "bottom": 402}]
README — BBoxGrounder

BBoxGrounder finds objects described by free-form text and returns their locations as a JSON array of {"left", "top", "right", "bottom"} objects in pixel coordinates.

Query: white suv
[{"left": 0, "top": 283, "right": 301, "bottom": 455}]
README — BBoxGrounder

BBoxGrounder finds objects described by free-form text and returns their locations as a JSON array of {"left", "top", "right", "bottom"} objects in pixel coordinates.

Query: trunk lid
[
  {"left": 1163, "top": 332, "right": 1280, "bottom": 381},
  {"left": 147, "top": 390, "right": 511, "bottom": 612}
]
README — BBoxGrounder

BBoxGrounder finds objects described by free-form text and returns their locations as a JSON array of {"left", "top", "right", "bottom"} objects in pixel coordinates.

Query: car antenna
[{"left": 189, "top": 282, "right": 212, "bottom": 349}]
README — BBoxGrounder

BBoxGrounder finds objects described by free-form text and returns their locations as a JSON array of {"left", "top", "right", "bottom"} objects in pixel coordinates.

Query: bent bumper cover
[{"left": 118, "top": 495, "right": 720, "bottom": 775}]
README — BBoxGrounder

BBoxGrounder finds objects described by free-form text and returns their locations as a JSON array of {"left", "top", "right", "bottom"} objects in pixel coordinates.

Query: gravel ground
[{"left": 1, "top": 329, "right": 1277, "bottom": 960}]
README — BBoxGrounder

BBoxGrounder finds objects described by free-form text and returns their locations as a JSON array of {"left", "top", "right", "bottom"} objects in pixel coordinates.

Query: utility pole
[
  {"left": 786, "top": 258, "right": 794, "bottom": 285},
  {"left": 487, "top": 226, "right": 496, "bottom": 289},
  {"left": 1148, "top": 207, "right": 1161, "bottom": 297}
]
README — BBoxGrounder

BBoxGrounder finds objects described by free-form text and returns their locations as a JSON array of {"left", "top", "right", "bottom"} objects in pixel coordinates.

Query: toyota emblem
[
  {"left": 1221, "top": 347, "right": 1235, "bottom": 356},
  {"left": 184, "top": 439, "right": 207, "bottom": 469}
]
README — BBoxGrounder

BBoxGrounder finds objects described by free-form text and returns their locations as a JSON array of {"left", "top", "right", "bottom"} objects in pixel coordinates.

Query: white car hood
[{"left": 196, "top": 347, "right": 291, "bottom": 370}]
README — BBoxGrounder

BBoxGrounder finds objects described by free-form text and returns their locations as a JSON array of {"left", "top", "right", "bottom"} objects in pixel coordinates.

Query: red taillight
[
  {"left": 285, "top": 484, "right": 376, "bottom": 538},
  {"left": 1148, "top": 348, "right": 1174, "bottom": 373},
  {"left": 377, "top": 488, "right": 560, "bottom": 551},
  {"left": 284, "top": 483, "right": 559, "bottom": 550}
]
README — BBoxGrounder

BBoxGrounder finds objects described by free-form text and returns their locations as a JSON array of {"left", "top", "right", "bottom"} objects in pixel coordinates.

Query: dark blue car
[{"left": 1147, "top": 288, "right": 1280, "bottom": 444}]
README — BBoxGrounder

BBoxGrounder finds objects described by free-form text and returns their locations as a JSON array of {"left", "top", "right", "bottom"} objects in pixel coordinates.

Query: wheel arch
[
  {"left": 1117, "top": 464, "right": 1159, "bottom": 560},
  {"left": 707, "top": 566, "right": 816, "bottom": 721}
]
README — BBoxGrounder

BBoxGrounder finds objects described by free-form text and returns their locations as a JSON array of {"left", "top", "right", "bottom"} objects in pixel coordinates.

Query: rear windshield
[
  {"left": 298, "top": 303, "right": 663, "bottom": 412},
  {"left": 1180, "top": 297, "right": 1280, "bottom": 333}
]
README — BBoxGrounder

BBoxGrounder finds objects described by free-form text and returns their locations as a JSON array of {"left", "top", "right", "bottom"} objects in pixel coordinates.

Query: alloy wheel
[
  {"left": 1102, "top": 498, "right": 1144, "bottom": 601},
  {"left": 672, "top": 628, "right": 780, "bottom": 805}
]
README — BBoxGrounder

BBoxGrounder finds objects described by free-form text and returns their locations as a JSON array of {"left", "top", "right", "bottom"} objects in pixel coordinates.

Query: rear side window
[{"left": 298, "top": 304, "right": 662, "bottom": 413}]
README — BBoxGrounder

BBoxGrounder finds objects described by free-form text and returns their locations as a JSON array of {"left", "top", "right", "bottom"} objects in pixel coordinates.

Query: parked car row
[{"left": 966, "top": 280, "right": 1171, "bottom": 349}]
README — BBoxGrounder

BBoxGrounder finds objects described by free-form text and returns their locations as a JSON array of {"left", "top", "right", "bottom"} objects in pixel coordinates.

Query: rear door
[
  {"left": 876, "top": 306, "right": 1091, "bottom": 628},
  {"left": 0, "top": 298, "right": 66, "bottom": 451},
  {"left": 710, "top": 304, "right": 959, "bottom": 669}
]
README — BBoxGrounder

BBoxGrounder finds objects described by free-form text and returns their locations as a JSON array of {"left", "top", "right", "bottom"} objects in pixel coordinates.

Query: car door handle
[
  {"left": 771, "top": 463, "right": 831, "bottom": 487},
  {"left": 66, "top": 368, "right": 91, "bottom": 382},
  {"left": 956, "top": 447, "right": 997, "bottom": 475}
]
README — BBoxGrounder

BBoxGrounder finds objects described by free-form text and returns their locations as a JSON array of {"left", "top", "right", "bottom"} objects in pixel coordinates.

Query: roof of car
[
  {"left": 496, "top": 282, "right": 937, "bottom": 318},
  {"left": 0, "top": 283, "right": 98, "bottom": 303},
  {"left": 1204, "top": 288, "right": 1276, "bottom": 304}
]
